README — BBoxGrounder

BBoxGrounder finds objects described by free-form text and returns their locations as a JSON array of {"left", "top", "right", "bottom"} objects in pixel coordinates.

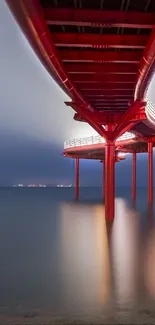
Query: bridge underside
[{"left": 5, "top": 0, "right": 155, "bottom": 220}]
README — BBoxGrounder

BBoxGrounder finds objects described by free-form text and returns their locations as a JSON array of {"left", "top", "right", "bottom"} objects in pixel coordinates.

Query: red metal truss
[
  {"left": 66, "top": 63, "right": 138, "bottom": 74},
  {"left": 60, "top": 50, "right": 141, "bottom": 63},
  {"left": 6, "top": 0, "right": 110, "bottom": 134},
  {"left": 90, "top": 98, "right": 129, "bottom": 102},
  {"left": 89, "top": 99, "right": 129, "bottom": 103},
  {"left": 94, "top": 108, "right": 127, "bottom": 112},
  {"left": 85, "top": 94, "right": 133, "bottom": 98},
  {"left": 44, "top": 8, "right": 155, "bottom": 29},
  {"left": 65, "top": 101, "right": 108, "bottom": 138},
  {"left": 83, "top": 90, "right": 133, "bottom": 96},
  {"left": 53, "top": 33, "right": 147, "bottom": 49},
  {"left": 5, "top": 0, "right": 155, "bottom": 144},
  {"left": 112, "top": 100, "right": 146, "bottom": 140},
  {"left": 73, "top": 74, "right": 136, "bottom": 83},
  {"left": 78, "top": 83, "right": 134, "bottom": 90},
  {"left": 91, "top": 103, "right": 128, "bottom": 107}
]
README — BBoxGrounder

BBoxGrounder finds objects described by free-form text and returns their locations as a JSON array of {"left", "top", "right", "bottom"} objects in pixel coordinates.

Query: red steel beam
[
  {"left": 85, "top": 94, "right": 133, "bottom": 98},
  {"left": 93, "top": 108, "right": 127, "bottom": 111},
  {"left": 95, "top": 108, "right": 126, "bottom": 112},
  {"left": 5, "top": 0, "right": 110, "bottom": 138},
  {"left": 66, "top": 63, "right": 137, "bottom": 74},
  {"left": 94, "top": 108, "right": 127, "bottom": 112},
  {"left": 65, "top": 101, "right": 108, "bottom": 138},
  {"left": 79, "top": 83, "right": 134, "bottom": 90},
  {"left": 73, "top": 74, "right": 136, "bottom": 83},
  {"left": 44, "top": 8, "right": 155, "bottom": 29},
  {"left": 82, "top": 90, "right": 134, "bottom": 96},
  {"left": 112, "top": 100, "right": 146, "bottom": 140},
  {"left": 89, "top": 100, "right": 129, "bottom": 104},
  {"left": 5, "top": 1, "right": 94, "bottom": 109},
  {"left": 90, "top": 103, "right": 129, "bottom": 107},
  {"left": 92, "top": 103, "right": 128, "bottom": 107},
  {"left": 60, "top": 49, "right": 141, "bottom": 63},
  {"left": 94, "top": 106, "right": 126, "bottom": 109},
  {"left": 53, "top": 33, "right": 147, "bottom": 49}
]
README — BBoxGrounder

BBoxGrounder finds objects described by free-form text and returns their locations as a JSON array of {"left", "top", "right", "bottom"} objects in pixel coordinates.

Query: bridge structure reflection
[{"left": 59, "top": 198, "right": 155, "bottom": 315}]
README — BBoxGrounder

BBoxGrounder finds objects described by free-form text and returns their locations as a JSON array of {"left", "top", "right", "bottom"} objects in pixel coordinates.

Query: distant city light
[
  {"left": 57, "top": 184, "right": 72, "bottom": 187},
  {"left": 13, "top": 184, "right": 46, "bottom": 187}
]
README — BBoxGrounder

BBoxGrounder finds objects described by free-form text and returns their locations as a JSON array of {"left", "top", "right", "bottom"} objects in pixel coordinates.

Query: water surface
[{"left": 0, "top": 187, "right": 154, "bottom": 324}]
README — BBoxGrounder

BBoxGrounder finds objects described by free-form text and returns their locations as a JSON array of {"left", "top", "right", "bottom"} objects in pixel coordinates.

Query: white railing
[
  {"left": 64, "top": 98, "right": 155, "bottom": 150},
  {"left": 145, "top": 97, "right": 155, "bottom": 124},
  {"left": 64, "top": 132, "right": 135, "bottom": 149}
]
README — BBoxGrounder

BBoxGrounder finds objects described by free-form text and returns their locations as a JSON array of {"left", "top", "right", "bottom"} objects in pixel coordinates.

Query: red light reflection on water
[
  {"left": 59, "top": 199, "right": 155, "bottom": 312},
  {"left": 110, "top": 199, "right": 140, "bottom": 306}
]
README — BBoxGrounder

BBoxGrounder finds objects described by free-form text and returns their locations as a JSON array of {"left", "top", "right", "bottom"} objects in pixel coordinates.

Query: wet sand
[{"left": 1, "top": 303, "right": 155, "bottom": 325}]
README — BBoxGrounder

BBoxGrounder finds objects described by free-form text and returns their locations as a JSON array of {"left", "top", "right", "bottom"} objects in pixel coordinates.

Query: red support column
[
  {"left": 104, "top": 141, "right": 115, "bottom": 221},
  {"left": 75, "top": 158, "right": 79, "bottom": 200},
  {"left": 132, "top": 152, "right": 136, "bottom": 201},
  {"left": 148, "top": 142, "right": 153, "bottom": 205}
]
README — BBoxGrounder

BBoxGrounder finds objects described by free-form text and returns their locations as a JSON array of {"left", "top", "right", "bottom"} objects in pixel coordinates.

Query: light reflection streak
[
  {"left": 60, "top": 202, "right": 110, "bottom": 310},
  {"left": 58, "top": 200, "right": 155, "bottom": 312},
  {"left": 93, "top": 205, "right": 110, "bottom": 305},
  {"left": 144, "top": 227, "right": 155, "bottom": 299},
  {"left": 111, "top": 199, "right": 140, "bottom": 306}
]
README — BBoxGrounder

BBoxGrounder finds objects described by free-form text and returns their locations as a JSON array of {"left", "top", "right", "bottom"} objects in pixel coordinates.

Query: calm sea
[{"left": 0, "top": 187, "right": 155, "bottom": 324}]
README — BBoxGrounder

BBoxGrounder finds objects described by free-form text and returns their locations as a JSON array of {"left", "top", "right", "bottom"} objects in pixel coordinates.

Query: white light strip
[{"left": 64, "top": 132, "right": 135, "bottom": 149}]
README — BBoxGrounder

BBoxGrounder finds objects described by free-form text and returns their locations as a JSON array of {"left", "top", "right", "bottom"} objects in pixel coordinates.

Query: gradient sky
[{"left": 1, "top": 1, "right": 155, "bottom": 186}]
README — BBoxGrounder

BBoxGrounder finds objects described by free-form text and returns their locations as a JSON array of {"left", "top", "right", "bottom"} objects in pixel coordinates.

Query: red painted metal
[
  {"left": 6, "top": 0, "right": 107, "bottom": 138},
  {"left": 65, "top": 102, "right": 108, "bottom": 138},
  {"left": 104, "top": 141, "right": 115, "bottom": 221},
  {"left": 53, "top": 33, "right": 147, "bottom": 49},
  {"left": 60, "top": 49, "right": 141, "bottom": 63},
  {"left": 148, "top": 142, "right": 153, "bottom": 205},
  {"left": 112, "top": 100, "right": 146, "bottom": 140},
  {"left": 83, "top": 90, "right": 133, "bottom": 96},
  {"left": 44, "top": 8, "right": 154, "bottom": 29},
  {"left": 90, "top": 104, "right": 127, "bottom": 108},
  {"left": 79, "top": 83, "right": 134, "bottom": 90},
  {"left": 135, "top": 29, "right": 155, "bottom": 99},
  {"left": 75, "top": 111, "right": 124, "bottom": 124},
  {"left": 75, "top": 158, "right": 79, "bottom": 200},
  {"left": 66, "top": 63, "right": 137, "bottom": 75},
  {"left": 5, "top": 1, "right": 87, "bottom": 103},
  {"left": 85, "top": 94, "right": 133, "bottom": 98},
  {"left": 92, "top": 104, "right": 127, "bottom": 108},
  {"left": 73, "top": 74, "right": 136, "bottom": 83},
  {"left": 132, "top": 152, "right": 136, "bottom": 201},
  {"left": 89, "top": 101, "right": 129, "bottom": 106}
]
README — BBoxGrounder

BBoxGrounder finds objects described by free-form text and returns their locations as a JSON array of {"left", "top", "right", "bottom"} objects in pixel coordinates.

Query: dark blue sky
[{"left": 0, "top": 1, "right": 155, "bottom": 186}]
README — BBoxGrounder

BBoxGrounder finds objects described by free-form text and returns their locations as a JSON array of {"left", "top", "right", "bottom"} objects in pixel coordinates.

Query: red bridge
[{"left": 6, "top": 0, "right": 155, "bottom": 220}]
